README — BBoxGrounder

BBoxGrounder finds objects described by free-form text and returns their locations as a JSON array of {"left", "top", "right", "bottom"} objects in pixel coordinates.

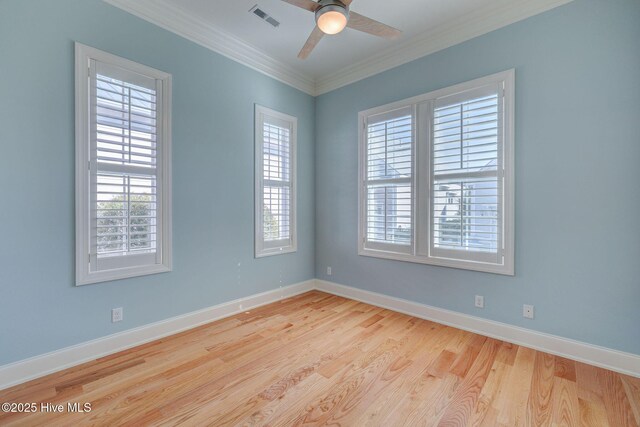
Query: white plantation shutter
[
  {"left": 263, "top": 121, "right": 291, "bottom": 242},
  {"left": 76, "top": 43, "right": 172, "bottom": 285},
  {"left": 358, "top": 70, "right": 514, "bottom": 275},
  {"left": 364, "top": 107, "right": 413, "bottom": 252},
  {"left": 91, "top": 61, "right": 160, "bottom": 270},
  {"left": 255, "top": 106, "right": 297, "bottom": 257},
  {"left": 431, "top": 84, "right": 503, "bottom": 264}
]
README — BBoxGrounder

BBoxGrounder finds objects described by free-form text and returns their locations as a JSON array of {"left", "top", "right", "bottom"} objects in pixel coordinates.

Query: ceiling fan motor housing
[{"left": 315, "top": 0, "right": 350, "bottom": 27}]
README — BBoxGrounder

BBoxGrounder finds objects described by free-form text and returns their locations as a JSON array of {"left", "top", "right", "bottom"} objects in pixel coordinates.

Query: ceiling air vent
[{"left": 250, "top": 5, "right": 280, "bottom": 28}]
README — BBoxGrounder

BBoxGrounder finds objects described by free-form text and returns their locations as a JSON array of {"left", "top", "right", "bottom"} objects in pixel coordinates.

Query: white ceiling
[
  {"left": 171, "top": 0, "right": 501, "bottom": 79},
  {"left": 104, "top": 0, "right": 573, "bottom": 94}
]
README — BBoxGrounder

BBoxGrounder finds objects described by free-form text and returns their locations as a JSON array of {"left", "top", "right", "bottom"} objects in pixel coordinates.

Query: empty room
[{"left": 0, "top": 0, "right": 639, "bottom": 425}]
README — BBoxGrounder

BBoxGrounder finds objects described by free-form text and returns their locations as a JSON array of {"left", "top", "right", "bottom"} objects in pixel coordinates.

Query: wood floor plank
[
  {"left": 0, "top": 291, "right": 636, "bottom": 427},
  {"left": 413, "top": 373, "right": 462, "bottom": 427},
  {"left": 435, "top": 337, "right": 501, "bottom": 426},
  {"left": 495, "top": 346, "right": 536, "bottom": 426},
  {"left": 250, "top": 372, "right": 335, "bottom": 426},
  {"left": 598, "top": 368, "right": 639, "bottom": 427},
  {"left": 554, "top": 355, "right": 577, "bottom": 382},
  {"left": 449, "top": 334, "right": 488, "bottom": 378},
  {"left": 526, "top": 352, "right": 556, "bottom": 426},
  {"left": 579, "top": 396, "right": 611, "bottom": 427},
  {"left": 621, "top": 374, "right": 640, "bottom": 425},
  {"left": 551, "top": 377, "right": 580, "bottom": 426},
  {"left": 468, "top": 359, "right": 510, "bottom": 427},
  {"left": 494, "top": 341, "right": 518, "bottom": 366}
]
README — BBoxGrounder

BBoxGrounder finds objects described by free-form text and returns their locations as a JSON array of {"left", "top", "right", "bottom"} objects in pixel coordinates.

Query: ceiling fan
[{"left": 281, "top": 0, "right": 402, "bottom": 59}]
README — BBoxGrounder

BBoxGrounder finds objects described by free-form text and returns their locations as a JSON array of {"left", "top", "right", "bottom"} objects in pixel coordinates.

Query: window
[
  {"left": 359, "top": 70, "right": 514, "bottom": 275},
  {"left": 75, "top": 43, "right": 172, "bottom": 285},
  {"left": 255, "top": 105, "right": 297, "bottom": 257},
  {"left": 364, "top": 107, "right": 414, "bottom": 254}
]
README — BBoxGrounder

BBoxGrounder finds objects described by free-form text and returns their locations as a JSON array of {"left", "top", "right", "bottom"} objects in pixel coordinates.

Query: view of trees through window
[{"left": 96, "top": 193, "right": 154, "bottom": 253}]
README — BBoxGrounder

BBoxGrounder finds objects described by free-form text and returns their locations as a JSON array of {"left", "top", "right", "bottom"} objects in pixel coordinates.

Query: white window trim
[
  {"left": 75, "top": 43, "right": 172, "bottom": 285},
  {"left": 254, "top": 105, "right": 297, "bottom": 258},
  {"left": 358, "top": 70, "right": 515, "bottom": 275}
]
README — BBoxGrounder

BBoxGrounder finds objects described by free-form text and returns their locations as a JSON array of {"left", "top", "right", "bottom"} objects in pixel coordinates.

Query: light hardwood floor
[{"left": 1, "top": 291, "right": 638, "bottom": 426}]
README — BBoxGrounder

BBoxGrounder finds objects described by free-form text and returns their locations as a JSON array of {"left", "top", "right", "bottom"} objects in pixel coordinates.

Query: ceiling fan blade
[
  {"left": 281, "top": 0, "right": 320, "bottom": 12},
  {"left": 342, "top": 0, "right": 353, "bottom": 5},
  {"left": 298, "top": 26, "right": 324, "bottom": 59},
  {"left": 347, "top": 11, "right": 401, "bottom": 39}
]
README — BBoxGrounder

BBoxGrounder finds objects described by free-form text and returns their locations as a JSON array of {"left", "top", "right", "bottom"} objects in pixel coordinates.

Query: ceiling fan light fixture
[
  {"left": 283, "top": 0, "right": 401, "bottom": 59},
  {"left": 315, "top": 4, "right": 349, "bottom": 35}
]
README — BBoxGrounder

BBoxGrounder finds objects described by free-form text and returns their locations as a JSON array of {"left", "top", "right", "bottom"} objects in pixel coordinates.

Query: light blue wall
[
  {"left": 1, "top": 0, "right": 638, "bottom": 367},
  {"left": 315, "top": 0, "right": 640, "bottom": 354},
  {"left": 0, "top": 0, "right": 315, "bottom": 365}
]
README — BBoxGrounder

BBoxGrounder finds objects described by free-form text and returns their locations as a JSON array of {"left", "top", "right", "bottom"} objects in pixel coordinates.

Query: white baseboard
[
  {"left": 315, "top": 279, "right": 640, "bottom": 378},
  {"left": 0, "top": 280, "right": 315, "bottom": 391},
  {"left": 2, "top": 277, "right": 637, "bottom": 390}
]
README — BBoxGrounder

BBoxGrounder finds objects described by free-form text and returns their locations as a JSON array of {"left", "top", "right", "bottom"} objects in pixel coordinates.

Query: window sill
[
  {"left": 255, "top": 246, "right": 297, "bottom": 258},
  {"left": 77, "top": 263, "right": 171, "bottom": 286},
  {"left": 358, "top": 247, "right": 514, "bottom": 276}
]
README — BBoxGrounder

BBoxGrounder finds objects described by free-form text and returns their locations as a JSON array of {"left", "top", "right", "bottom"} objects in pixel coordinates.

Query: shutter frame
[
  {"left": 358, "top": 69, "right": 515, "bottom": 275},
  {"left": 75, "top": 43, "right": 172, "bottom": 286},
  {"left": 363, "top": 106, "right": 415, "bottom": 253},
  {"left": 429, "top": 84, "right": 503, "bottom": 264},
  {"left": 254, "top": 105, "right": 298, "bottom": 258}
]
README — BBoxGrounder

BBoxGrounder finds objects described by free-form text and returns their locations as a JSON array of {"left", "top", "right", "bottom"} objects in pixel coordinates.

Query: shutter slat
[
  {"left": 434, "top": 141, "right": 496, "bottom": 154},
  {"left": 97, "top": 140, "right": 156, "bottom": 152},
  {"left": 93, "top": 70, "right": 158, "bottom": 170},
  {"left": 96, "top": 79, "right": 156, "bottom": 101},
  {"left": 433, "top": 134, "right": 497, "bottom": 146},
  {"left": 434, "top": 149, "right": 497, "bottom": 160},
  {"left": 96, "top": 111, "right": 157, "bottom": 129},
  {"left": 96, "top": 101, "right": 156, "bottom": 118},
  {"left": 96, "top": 128, "right": 156, "bottom": 143}
]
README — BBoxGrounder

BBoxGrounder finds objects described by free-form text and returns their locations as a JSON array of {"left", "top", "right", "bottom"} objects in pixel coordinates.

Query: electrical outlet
[
  {"left": 475, "top": 295, "right": 484, "bottom": 308},
  {"left": 523, "top": 304, "right": 534, "bottom": 319},
  {"left": 326, "top": 266, "right": 332, "bottom": 276},
  {"left": 111, "top": 307, "right": 123, "bottom": 323}
]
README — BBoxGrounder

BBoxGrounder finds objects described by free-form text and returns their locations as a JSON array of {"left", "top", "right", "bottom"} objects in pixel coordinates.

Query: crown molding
[
  {"left": 102, "top": 0, "right": 316, "bottom": 95},
  {"left": 314, "top": 0, "right": 575, "bottom": 95},
  {"left": 103, "top": 0, "right": 574, "bottom": 97}
]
